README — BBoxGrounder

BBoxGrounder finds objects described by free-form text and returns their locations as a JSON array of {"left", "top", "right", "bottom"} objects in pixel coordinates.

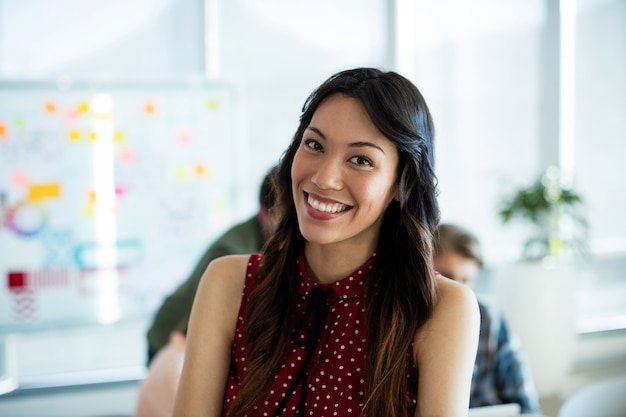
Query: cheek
[
  {"left": 291, "top": 151, "right": 305, "bottom": 184},
  {"left": 362, "top": 176, "right": 398, "bottom": 206}
]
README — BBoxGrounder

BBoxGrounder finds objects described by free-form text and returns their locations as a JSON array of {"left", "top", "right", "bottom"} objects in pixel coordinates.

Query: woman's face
[{"left": 291, "top": 93, "right": 399, "bottom": 250}]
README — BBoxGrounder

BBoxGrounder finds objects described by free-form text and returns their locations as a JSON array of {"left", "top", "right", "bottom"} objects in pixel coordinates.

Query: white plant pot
[{"left": 493, "top": 259, "right": 576, "bottom": 398}]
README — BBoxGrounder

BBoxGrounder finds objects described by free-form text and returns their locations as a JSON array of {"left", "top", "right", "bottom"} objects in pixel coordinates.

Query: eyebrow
[{"left": 306, "top": 126, "right": 386, "bottom": 154}]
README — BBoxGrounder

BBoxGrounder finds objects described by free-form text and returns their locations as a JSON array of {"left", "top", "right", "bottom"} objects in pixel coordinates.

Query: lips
[{"left": 306, "top": 193, "right": 351, "bottom": 214}]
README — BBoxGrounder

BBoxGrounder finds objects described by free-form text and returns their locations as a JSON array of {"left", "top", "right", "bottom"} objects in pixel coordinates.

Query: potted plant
[
  {"left": 493, "top": 165, "right": 589, "bottom": 398},
  {"left": 498, "top": 165, "right": 588, "bottom": 261}
]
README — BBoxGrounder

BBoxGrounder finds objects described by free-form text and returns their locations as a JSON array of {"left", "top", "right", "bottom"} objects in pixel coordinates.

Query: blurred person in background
[
  {"left": 146, "top": 165, "right": 278, "bottom": 363},
  {"left": 434, "top": 223, "right": 541, "bottom": 414},
  {"left": 135, "top": 316, "right": 188, "bottom": 417}
]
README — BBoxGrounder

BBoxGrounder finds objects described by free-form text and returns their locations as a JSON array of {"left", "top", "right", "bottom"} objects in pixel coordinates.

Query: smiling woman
[{"left": 172, "top": 68, "right": 480, "bottom": 417}]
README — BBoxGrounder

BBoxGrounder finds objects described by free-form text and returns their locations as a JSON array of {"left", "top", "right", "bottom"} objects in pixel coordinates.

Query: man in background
[
  {"left": 146, "top": 165, "right": 277, "bottom": 363},
  {"left": 434, "top": 223, "right": 541, "bottom": 414}
]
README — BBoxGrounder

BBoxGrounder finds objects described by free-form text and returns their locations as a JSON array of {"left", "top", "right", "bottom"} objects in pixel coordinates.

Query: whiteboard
[{"left": 0, "top": 79, "right": 244, "bottom": 329}]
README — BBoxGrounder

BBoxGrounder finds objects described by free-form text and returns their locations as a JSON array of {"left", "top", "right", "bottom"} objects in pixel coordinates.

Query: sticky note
[
  {"left": 194, "top": 164, "right": 208, "bottom": 177},
  {"left": 69, "top": 130, "right": 81, "bottom": 141},
  {"left": 11, "top": 171, "right": 30, "bottom": 188},
  {"left": 28, "top": 183, "right": 61, "bottom": 201},
  {"left": 144, "top": 102, "right": 156, "bottom": 115},
  {"left": 83, "top": 205, "right": 94, "bottom": 217},
  {"left": 178, "top": 133, "right": 191, "bottom": 145},
  {"left": 44, "top": 101, "right": 57, "bottom": 114},
  {"left": 174, "top": 167, "right": 187, "bottom": 179},
  {"left": 88, "top": 190, "right": 97, "bottom": 204},
  {"left": 113, "top": 130, "right": 125, "bottom": 144},
  {"left": 7, "top": 271, "right": 27, "bottom": 290},
  {"left": 119, "top": 147, "right": 136, "bottom": 164},
  {"left": 207, "top": 98, "right": 219, "bottom": 111},
  {"left": 66, "top": 109, "right": 79, "bottom": 120},
  {"left": 78, "top": 102, "right": 90, "bottom": 114}
]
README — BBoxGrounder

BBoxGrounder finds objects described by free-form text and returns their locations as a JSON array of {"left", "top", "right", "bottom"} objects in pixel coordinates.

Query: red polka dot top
[{"left": 223, "top": 251, "right": 419, "bottom": 416}]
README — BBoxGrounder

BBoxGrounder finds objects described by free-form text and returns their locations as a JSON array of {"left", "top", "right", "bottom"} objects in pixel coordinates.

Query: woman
[{"left": 173, "top": 68, "right": 480, "bottom": 417}]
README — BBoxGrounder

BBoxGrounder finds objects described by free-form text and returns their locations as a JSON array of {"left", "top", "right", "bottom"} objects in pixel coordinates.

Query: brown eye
[
  {"left": 304, "top": 139, "right": 323, "bottom": 151},
  {"left": 349, "top": 155, "right": 373, "bottom": 167}
]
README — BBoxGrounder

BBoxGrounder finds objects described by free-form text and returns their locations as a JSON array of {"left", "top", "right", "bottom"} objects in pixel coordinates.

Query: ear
[{"left": 393, "top": 183, "right": 401, "bottom": 202}]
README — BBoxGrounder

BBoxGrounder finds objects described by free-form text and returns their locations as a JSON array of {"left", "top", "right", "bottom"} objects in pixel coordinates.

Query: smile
[{"left": 307, "top": 193, "right": 351, "bottom": 213}]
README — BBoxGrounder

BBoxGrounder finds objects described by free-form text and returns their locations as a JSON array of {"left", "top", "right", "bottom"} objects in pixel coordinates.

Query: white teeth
[{"left": 308, "top": 194, "right": 348, "bottom": 213}]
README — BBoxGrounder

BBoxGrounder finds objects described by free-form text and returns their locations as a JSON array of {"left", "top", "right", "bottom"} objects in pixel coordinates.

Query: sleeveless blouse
[{"left": 223, "top": 252, "right": 419, "bottom": 416}]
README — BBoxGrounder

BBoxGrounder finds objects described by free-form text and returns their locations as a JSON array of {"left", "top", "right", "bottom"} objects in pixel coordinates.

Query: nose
[{"left": 311, "top": 157, "right": 343, "bottom": 191}]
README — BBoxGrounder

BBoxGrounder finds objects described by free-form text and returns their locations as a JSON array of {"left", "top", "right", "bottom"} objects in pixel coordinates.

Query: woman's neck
[{"left": 303, "top": 241, "right": 376, "bottom": 285}]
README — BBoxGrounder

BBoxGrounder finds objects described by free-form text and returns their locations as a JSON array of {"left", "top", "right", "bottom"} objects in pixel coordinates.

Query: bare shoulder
[
  {"left": 411, "top": 276, "right": 481, "bottom": 415},
  {"left": 414, "top": 275, "right": 480, "bottom": 354},
  {"left": 434, "top": 275, "right": 478, "bottom": 314},
  {"left": 192, "top": 254, "right": 251, "bottom": 331},
  {"left": 201, "top": 254, "right": 250, "bottom": 292},
  {"left": 174, "top": 254, "right": 252, "bottom": 416},
  {"left": 189, "top": 252, "right": 253, "bottom": 340}
]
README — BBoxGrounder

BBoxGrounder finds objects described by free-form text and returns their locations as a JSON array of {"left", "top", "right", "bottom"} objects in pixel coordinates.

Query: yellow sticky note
[
  {"left": 113, "top": 130, "right": 125, "bottom": 144},
  {"left": 28, "top": 183, "right": 61, "bottom": 201},
  {"left": 207, "top": 98, "right": 219, "bottom": 111},
  {"left": 69, "top": 130, "right": 81, "bottom": 141},
  {"left": 174, "top": 167, "right": 187, "bottom": 179},
  {"left": 78, "top": 102, "right": 90, "bottom": 114}
]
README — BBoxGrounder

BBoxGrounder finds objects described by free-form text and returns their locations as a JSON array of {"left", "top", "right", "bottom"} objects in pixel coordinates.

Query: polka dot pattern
[{"left": 223, "top": 252, "right": 418, "bottom": 416}]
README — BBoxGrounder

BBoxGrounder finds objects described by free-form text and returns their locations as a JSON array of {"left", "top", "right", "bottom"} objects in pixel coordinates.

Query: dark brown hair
[
  {"left": 227, "top": 68, "right": 440, "bottom": 417},
  {"left": 434, "top": 223, "right": 484, "bottom": 267}
]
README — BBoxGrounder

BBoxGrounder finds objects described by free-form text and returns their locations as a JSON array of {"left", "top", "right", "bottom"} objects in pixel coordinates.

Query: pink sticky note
[{"left": 11, "top": 171, "right": 30, "bottom": 188}]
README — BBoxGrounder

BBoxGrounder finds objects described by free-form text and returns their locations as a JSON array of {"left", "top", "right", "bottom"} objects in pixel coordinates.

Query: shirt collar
[{"left": 296, "top": 250, "right": 377, "bottom": 299}]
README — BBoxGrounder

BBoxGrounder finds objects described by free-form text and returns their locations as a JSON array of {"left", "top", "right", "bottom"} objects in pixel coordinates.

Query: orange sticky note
[
  {"left": 0, "top": 122, "right": 7, "bottom": 139},
  {"left": 44, "top": 101, "right": 57, "bottom": 114},
  {"left": 144, "top": 102, "right": 156, "bottom": 115},
  {"left": 28, "top": 183, "right": 61, "bottom": 201},
  {"left": 194, "top": 163, "right": 208, "bottom": 177},
  {"left": 87, "top": 190, "right": 97, "bottom": 204}
]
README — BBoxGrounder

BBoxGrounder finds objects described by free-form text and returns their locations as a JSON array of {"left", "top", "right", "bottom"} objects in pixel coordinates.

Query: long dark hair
[{"left": 227, "top": 68, "right": 440, "bottom": 417}]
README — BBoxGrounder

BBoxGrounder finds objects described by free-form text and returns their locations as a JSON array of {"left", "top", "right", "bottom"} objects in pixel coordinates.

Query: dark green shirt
[{"left": 146, "top": 216, "right": 264, "bottom": 353}]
